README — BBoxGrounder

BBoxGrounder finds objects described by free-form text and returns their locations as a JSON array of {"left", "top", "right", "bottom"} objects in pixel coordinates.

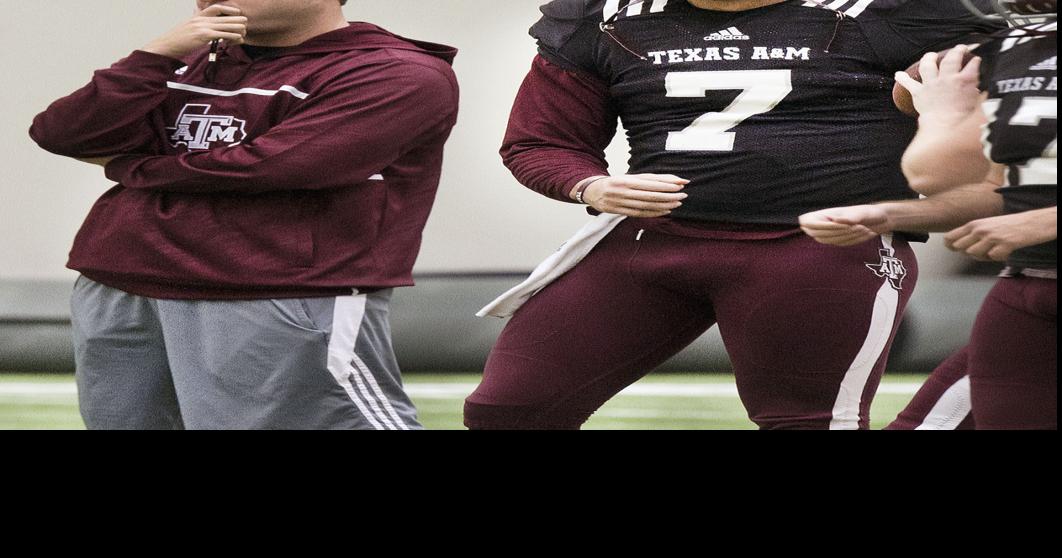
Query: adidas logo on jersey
[
  {"left": 1030, "top": 56, "right": 1057, "bottom": 72},
  {"left": 705, "top": 27, "right": 750, "bottom": 41}
]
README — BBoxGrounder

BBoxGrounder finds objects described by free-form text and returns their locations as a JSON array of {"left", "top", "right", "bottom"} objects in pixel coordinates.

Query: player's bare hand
[
  {"left": 799, "top": 205, "right": 892, "bottom": 246},
  {"left": 578, "top": 174, "right": 689, "bottom": 218},
  {"left": 944, "top": 209, "right": 1058, "bottom": 261},
  {"left": 143, "top": 5, "right": 248, "bottom": 59},
  {"left": 894, "top": 45, "right": 982, "bottom": 124}
]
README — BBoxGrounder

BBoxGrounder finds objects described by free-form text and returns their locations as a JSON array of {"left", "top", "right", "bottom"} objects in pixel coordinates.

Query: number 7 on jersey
[{"left": 666, "top": 70, "right": 794, "bottom": 152}]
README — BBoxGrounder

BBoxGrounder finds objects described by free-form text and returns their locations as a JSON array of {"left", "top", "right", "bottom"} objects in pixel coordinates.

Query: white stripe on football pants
[
  {"left": 915, "top": 376, "right": 973, "bottom": 430},
  {"left": 829, "top": 233, "right": 901, "bottom": 430}
]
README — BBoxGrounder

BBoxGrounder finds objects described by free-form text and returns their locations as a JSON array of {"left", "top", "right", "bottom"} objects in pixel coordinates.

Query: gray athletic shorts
[{"left": 71, "top": 276, "right": 422, "bottom": 430}]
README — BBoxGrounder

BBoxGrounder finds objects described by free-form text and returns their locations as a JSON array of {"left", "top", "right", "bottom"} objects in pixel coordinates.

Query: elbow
[
  {"left": 28, "top": 115, "right": 72, "bottom": 155},
  {"left": 905, "top": 173, "right": 947, "bottom": 197},
  {"left": 500, "top": 129, "right": 528, "bottom": 165},
  {"left": 902, "top": 141, "right": 992, "bottom": 196},
  {"left": 500, "top": 140, "right": 534, "bottom": 180},
  {"left": 499, "top": 144, "right": 515, "bottom": 172},
  {"left": 901, "top": 153, "right": 928, "bottom": 194},
  {"left": 903, "top": 162, "right": 987, "bottom": 197},
  {"left": 902, "top": 156, "right": 957, "bottom": 197},
  {"left": 500, "top": 152, "right": 520, "bottom": 180},
  {"left": 29, "top": 113, "right": 100, "bottom": 157}
]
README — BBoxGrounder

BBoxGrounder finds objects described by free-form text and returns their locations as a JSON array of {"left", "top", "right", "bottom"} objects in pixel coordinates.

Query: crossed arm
[
  {"left": 102, "top": 67, "right": 456, "bottom": 195},
  {"left": 31, "top": 5, "right": 250, "bottom": 166},
  {"left": 38, "top": 63, "right": 457, "bottom": 195}
]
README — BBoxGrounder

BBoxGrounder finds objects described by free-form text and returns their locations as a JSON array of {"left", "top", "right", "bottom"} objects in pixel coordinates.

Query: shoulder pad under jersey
[{"left": 533, "top": 0, "right": 608, "bottom": 49}]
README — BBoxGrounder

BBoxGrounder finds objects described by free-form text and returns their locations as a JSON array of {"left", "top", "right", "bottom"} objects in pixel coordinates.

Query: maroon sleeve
[
  {"left": 29, "top": 50, "right": 184, "bottom": 158},
  {"left": 501, "top": 55, "right": 618, "bottom": 203},
  {"left": 104, "top": 62, "right": 458, "bottom": 194}
]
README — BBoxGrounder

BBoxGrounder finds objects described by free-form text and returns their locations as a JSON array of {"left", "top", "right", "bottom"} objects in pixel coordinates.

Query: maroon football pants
[
  {"left": 969, "top": 276, "right": 1057, "bottom": 430},
  {"left": 465, "top": 218, "right": 918, "bottom": 430}
]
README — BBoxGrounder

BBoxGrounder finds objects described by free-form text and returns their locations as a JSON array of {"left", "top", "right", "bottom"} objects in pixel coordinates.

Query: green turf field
[{"left": 0, "top": 373, "right": 928, "bottom": 430}]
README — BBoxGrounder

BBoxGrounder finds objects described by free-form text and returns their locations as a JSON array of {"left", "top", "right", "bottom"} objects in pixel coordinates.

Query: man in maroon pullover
[{"left": 30, "top": 0, "right": 459, "bottom": 430}]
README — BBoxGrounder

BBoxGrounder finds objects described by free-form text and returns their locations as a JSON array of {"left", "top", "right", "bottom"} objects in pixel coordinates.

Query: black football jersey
[
  {"left": 978, "top": 23, "right": 1057, "bottom": 270},
  {"left": 532, "top": 0, "right": 1003, "bottom": 224}
]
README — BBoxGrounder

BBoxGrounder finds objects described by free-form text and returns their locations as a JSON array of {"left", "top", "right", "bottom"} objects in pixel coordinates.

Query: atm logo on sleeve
[{"left": 168, "top": 104, "right": 248, "bottom": 150}]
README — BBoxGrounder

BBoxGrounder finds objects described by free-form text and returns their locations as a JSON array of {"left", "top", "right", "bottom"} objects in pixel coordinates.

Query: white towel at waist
[{"left": 477, "top": 214, "right": 627, "bottom": 318}]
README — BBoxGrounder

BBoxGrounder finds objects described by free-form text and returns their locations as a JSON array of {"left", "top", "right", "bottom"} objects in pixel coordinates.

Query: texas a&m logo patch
[
  {"left": 167, "top": 104, "right": 247, "bottom": 150},
  {"left": 866, "top": 249, "right": 908, "bottom": 291}
]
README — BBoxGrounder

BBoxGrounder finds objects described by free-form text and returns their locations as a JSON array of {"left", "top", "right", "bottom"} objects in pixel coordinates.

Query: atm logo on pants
[
  {"left": 866, "top": 249, "right": 908, "bottom": 291},
  {"left": 168, "top": 104, "right": 247, "bottom": 150}
]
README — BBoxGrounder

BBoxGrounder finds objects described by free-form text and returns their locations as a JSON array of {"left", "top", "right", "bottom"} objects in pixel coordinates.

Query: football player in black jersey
[
  {"left": 465, "top": 0, "right": 1003, "bottom": 430},
  {"left": 801, "top": 4, "right": 1057, "bottom": 429}
]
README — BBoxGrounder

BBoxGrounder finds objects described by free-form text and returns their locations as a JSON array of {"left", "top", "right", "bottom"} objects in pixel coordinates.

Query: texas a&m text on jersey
[
  {"left": 508, "top": 0, "right": 1004, "bottom": 224},
  {"left": 979, "top": 21, "right": 1058, "bottom": 272}
]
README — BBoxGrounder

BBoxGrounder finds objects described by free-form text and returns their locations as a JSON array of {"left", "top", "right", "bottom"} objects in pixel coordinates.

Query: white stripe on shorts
[
  {"left": 829, "top": 234, "right": 901, "bottom": 430},
  {"left": 351, "top": 354, "right": 411, "bottom": 430},
  {"left": 326, "top": 293, "right": 397, "bottom": 430}
]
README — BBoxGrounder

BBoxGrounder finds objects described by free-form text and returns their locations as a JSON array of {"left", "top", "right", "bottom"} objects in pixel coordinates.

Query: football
[{"left": 893, "top": 46, "right": 980, "bottom": 117}]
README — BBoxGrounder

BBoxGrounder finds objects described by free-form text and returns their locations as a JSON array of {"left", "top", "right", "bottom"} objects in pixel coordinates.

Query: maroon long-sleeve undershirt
[{"left": 500, "top": 56, "right": 618, "bottom": 203}]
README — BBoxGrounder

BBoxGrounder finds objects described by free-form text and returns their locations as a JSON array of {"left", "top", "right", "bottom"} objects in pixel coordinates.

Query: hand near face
[{"left": 143, "top": 4, "right": 248, "bottom": 59}]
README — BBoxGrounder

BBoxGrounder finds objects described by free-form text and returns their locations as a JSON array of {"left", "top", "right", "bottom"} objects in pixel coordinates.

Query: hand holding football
[{"left": 893, "top": 45, "right": 981, "bottom": 118}]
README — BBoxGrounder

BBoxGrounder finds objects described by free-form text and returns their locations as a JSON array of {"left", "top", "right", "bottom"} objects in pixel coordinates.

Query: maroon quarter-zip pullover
[{"left": 31, "top": 23, "right": 459, "bottom": 299}]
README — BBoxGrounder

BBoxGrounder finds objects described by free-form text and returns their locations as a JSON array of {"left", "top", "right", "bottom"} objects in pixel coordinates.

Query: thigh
[
  {"left": 717, "top": 234, "right": 919, "bottom": 430},
  {"left": 466, "top": 221, "right": 717, "bottom": 429},
  {"left": 71, "top": 277, "right": 182, "bottom": 430},
  {"left": 158, "top": 294, "right": 384, "bottom": 430},
  {"left": 969, "top": 278, "right": 1057, "bottom": 430}
]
